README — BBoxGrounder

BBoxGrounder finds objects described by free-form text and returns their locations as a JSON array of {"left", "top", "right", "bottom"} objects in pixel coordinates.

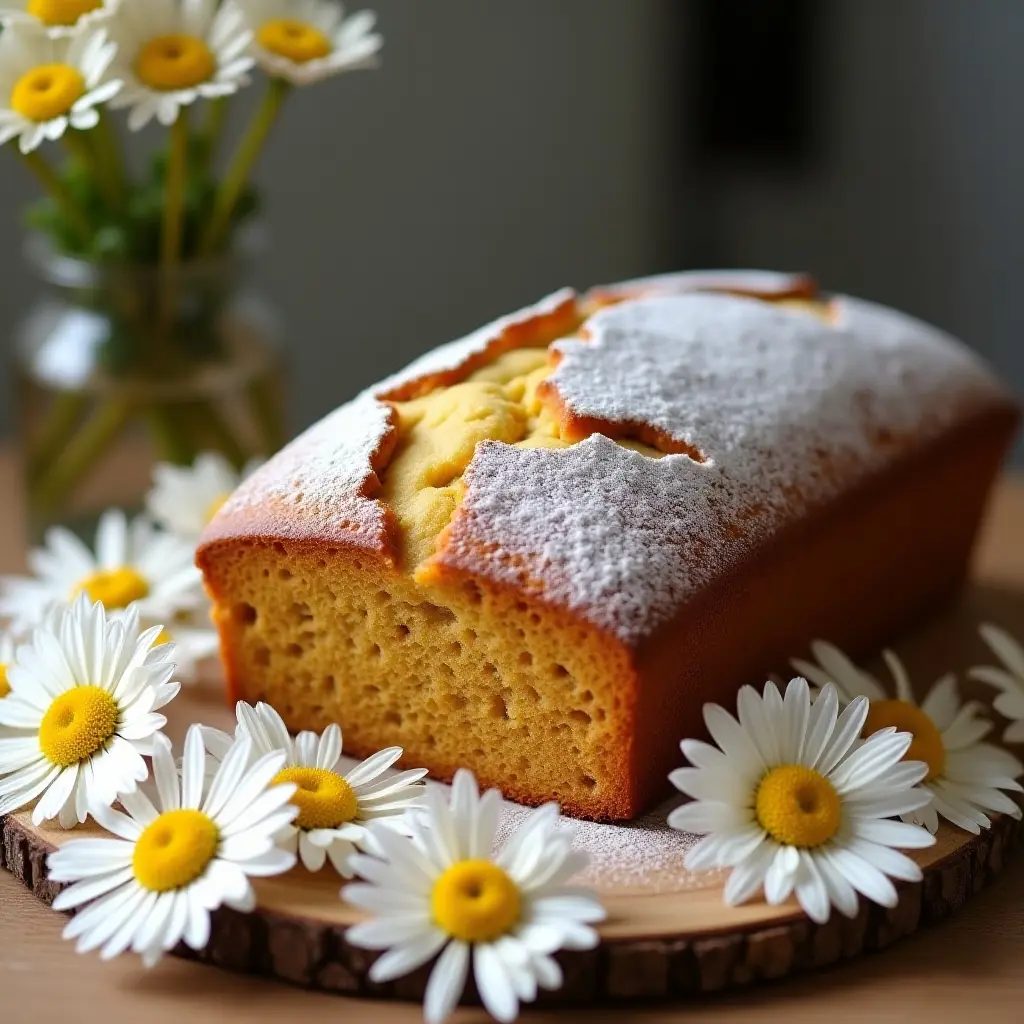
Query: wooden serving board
[{"left": 3, "top": 576, "right": 1024, "bottom": 1005}]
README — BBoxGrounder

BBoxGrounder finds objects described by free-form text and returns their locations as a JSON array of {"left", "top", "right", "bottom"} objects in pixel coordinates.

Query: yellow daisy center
[
  {"left": 205, "top": 493, "right": 229, "bottom": 524},
  {"left": 154, "top": 628, "right": 173, "bottom": 646},
  {"left": 0, "top": 664, "right": 10, "bottom": 700},
  {"left": 11, "top": 64, "right": 85, "bottom": 122},
  {"left": 432, "top": 860, "right": 522, "bottom": 943},
  {"left": 755, "top": 764, "right": 842, "bottom": 848},
  {"left": 39, "top": 686, "right": 119, "bottom": 768},
  {"left": 863, "top": 699, "right": 946, "bottom": 782},
  {"left": 27, "top": 0, "right": 101, "bottom": 26},
  {"left": 74, "top": 567, "right": 150, "bottom": 609},
  {"left": 132, "top": 809, "right": 220, "bottom": 892},
  {"left": 257, "top": 18, "right": 332, "bottom": 63},
  {"left": 273, "top": 766, "right": 357, "bottom": 830},
  {"left": 136, "top": 34, "right": 216, "bottom": 91}
]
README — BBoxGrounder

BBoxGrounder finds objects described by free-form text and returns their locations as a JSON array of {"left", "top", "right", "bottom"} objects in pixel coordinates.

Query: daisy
[
  {"left": 0, "top": 596, "right": 179, "bottom": 828},
  {"left": 209, "top": 701, "right": 427, "bottom": 875},
  {"left": 970, "top": 624, "right": 1024, "bottom": 744},
  {"left": 230, "top": 0, "right": 381, "bottom": 87},
  {"left": 794, "top": 641, "right": 1024, "bottom": 834},
  {"left": 47, "top": 725, "right": 298, "bottom": 966},
  {"left": 0, "top": 508, "right": 203, "bottom": 635},
  {"left": 146, "top": 452, "right": 263, "bottom": 543},
  {"left": 668, "top": 677, "right": 936, "bottom": 924},
  {"left": 345, "top": 770, "right": 605, "bottom": 1024},
  {"left": 107, "top": 0, "right": 254, "bottom": 131},
  {"left": 0, "top": 0, "right": 120, "bottom": 37},
  {"left": 0, "top": 19, "right": 120, "bottom": 153}
]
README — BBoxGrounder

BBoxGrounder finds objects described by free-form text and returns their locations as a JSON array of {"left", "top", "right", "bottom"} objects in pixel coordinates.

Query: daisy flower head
[
  {"left": 0, "top": 0, "right": 120, "bottom": 37},
  {"left": 668, "top": 677, "right": 936, "bottom": 925},
  {"left": 971, "top": 623, "right": 1024, "bottom": 744},
  {"left": 146, "top": 452, "right": 263, "bottom": 543},
  {"left": 0, "top": 19, "right": 120, "bottom": 153},
  {"left": 0, "top": 596, "right": 179, "bottom": 828},
  {"left": 107, "top": 0, "right": 254, "bottom": 131},
  {"left": 227, "top": 700, "right": 427, "bottom": 875},
  {"left": 230, "top": 0, "right": 382, "bottom": 86},
  {"left": 795, "top": 641, "right": 1024, "bottom": 834},
  {"left": 0, "top": 508, "right": 203, "bottom": 635},
  {"left": 47, "top": 725, "right": 298, "bottom": 966},
  {"left": 345, "top": 770, "right": 605, "bottom": 1024}
]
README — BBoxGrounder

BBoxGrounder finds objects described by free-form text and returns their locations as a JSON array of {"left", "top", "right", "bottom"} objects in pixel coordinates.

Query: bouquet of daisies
[
  {"left": 1, "top": 1, "right": 381, "bottom": 522},
  {"left": 0, "top": 0, "right": 380, "bottom": 261}
]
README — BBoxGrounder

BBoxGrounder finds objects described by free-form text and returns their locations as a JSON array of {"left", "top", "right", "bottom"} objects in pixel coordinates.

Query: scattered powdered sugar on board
[
  {"left": 434, "top": 293, "right": 1005, "bottom": 641},
  {"left": 493, "top": 793, "right": 712, "bottom": 895},
  {"left": 415, "top": 775, "right": 711, "bottom": 896}
]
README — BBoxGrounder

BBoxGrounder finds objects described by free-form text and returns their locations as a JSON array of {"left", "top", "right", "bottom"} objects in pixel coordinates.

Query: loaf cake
[{"left": 197, "top": 270, "right": 1020, "bottom": 821}]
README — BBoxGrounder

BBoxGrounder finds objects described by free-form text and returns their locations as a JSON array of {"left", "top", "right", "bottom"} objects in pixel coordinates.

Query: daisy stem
[
  {"left": 159, "top": 113, "right": 190, "bottom": 333},
  {"left": 200, "top": 78, "right": 290, "bottom": 256},
  {"left": 143, "top": 406, "right": 198, "bottom": 466},
  {"left": 17, "top": 149, "right": 92, "bottom": 246},
  {"left": 62, "top": 127, "right": 118, "bottom": 215},
  {"left": 198, "top": 96, "right": 230, "bottom": 176},
  {"left": 92, "top": 111, "right": 125, "bottom": 210}
]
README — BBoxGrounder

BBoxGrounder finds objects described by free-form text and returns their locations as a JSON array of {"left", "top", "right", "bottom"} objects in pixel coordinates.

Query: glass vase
[{"left": 12, "top": 232, "right": 286, "bottom": 543}]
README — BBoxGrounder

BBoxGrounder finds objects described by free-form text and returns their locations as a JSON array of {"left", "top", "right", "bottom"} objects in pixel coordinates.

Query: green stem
[
  {"left": 200, "top": 78, "right": 290, "bottom": 255},
  {"left": 17, "top": 149, "right": 92, "bottom": 244},
  {"left": 30, "top": 400, "right": 133, "bottom": 514},
  {"left": 159, "top": 113, "right": 190, "bottom": 332},
  {"left": 92, "top": 111, "right": 125, "bottom": 210},
  {"left": 198, "top": 95, "right": 229, "bottom": 175},
  {"left": 27, "top": 391, "right": 89, "bottom": 483},
  {"left": 143, "top": 406, "right": 198, "bottom": 466},
  {"left": 162, "top": 113, "right": 189, "bottom": 271}
]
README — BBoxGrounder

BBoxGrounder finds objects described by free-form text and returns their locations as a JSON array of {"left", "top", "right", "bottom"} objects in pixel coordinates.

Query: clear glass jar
[{"left": 13, "top": 231, "right": 286, "bottom": 542}]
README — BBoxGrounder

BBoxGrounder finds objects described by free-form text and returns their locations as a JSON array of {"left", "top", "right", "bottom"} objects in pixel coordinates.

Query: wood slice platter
[{"left": 3, "top": 578, "right": 1024, "bottom": 1006}]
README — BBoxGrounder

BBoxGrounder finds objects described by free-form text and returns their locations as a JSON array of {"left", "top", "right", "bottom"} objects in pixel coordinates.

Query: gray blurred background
[{"left": 1, "top": 0, "right": 1022, "bottom": 457}]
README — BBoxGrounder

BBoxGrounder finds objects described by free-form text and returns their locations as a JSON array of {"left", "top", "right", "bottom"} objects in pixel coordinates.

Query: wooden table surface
[{"left": 1, "top": 457, "right": 1022, "bottom": 1024}]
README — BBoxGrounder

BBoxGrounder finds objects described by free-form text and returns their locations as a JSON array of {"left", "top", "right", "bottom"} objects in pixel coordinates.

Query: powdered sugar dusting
[
  {"left": 434, "top": 293, "right": 1005, "bottom": 639},
  {"left": 216, "top": 394, "right": 395, "bottom": 548},
  {"left": 210, "top": 284, "right": 1008, "bottom": 639}
]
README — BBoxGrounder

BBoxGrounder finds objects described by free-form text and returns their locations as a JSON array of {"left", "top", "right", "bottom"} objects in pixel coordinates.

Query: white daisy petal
[
  {"left": 475, "top": 942, "right": 520, "bottom": 1023},
  {"left": 424, "top": 940, "right": 470, "bottom": 1024},
  {"left": 368, "top": 927, "right": 448, "bottom": 984}
]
